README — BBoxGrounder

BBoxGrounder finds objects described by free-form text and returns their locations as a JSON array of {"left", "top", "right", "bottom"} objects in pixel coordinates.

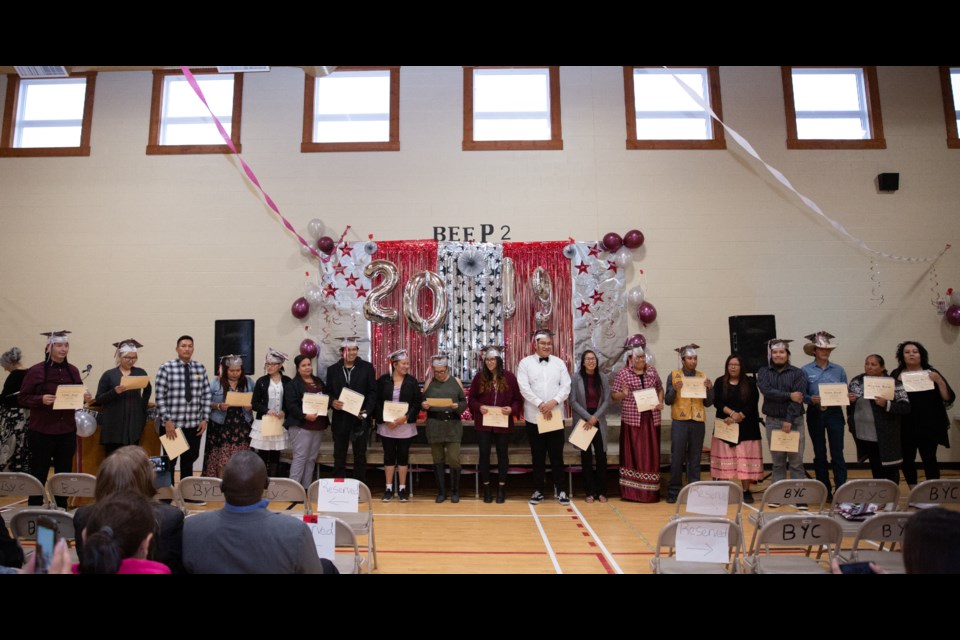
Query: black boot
[
  {"left": 434, "top": 465, "right": 446, "bottom": 503},
  {"left": 450, "top": 468, "right": 461, "bottom": 504},
  {"left": 483, "top": 482, "right": 493, "bottom": 503},
  {"left": 496, "top": 484, "right": 506, "bottom": 504}
]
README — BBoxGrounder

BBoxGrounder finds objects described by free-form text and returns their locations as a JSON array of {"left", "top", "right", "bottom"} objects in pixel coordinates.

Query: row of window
[{"left": 3, "top": 66, "right": 959, "bottom": 157}]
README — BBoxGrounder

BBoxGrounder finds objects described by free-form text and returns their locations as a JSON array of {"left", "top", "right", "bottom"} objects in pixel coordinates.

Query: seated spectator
[
  {"left": 74, "top": 491, "right": 171, "bottom": 574},
  {"left": 903, "top": 506, "right": 960, "bottom": 574}
]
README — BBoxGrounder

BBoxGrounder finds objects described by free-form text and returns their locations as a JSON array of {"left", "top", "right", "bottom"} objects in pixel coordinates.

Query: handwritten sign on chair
[
  {"left": 676, "top": 521, "right": 730, "bottom": 563},
  {"left": 315, "top": 478, "right": 360, "bottom": 513},
  {"left": 303, "top": 516, "right": 336, "bottom": 560},
  {"left": 686, "top": 484, "right": 730, "bottom": 516}
]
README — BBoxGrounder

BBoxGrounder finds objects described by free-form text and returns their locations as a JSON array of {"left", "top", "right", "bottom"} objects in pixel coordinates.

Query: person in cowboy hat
[{"left": 801, "top": 331, "right": 850, "bottom": 499}]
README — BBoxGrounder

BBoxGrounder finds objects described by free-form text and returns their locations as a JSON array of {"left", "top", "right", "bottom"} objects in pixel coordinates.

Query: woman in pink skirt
[
  {"left": 709, "top": 355, "right": 764, "bottom": 503},
  {"left": 611, "top": 347, "right": 664, "bottom": 503}
]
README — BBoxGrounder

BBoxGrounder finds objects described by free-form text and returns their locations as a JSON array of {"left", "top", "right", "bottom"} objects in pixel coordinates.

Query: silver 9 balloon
[
  {"left": 403, "top": 270, "right": 448, "bottom": 335},
  {"left": 363, "top": 259, "right": 400, "bottom": 324},
  {"left": 532, "top": 267, "right": 554, "bottom": 328},
  {"left": 502, "top": 257, "right": 516, "bottom": 320},
  {"left": 307, "top": 218, "right": 325, "bottom": 240}
]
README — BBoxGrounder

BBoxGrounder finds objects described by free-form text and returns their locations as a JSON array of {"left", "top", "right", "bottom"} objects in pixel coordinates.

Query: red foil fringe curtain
[{"left": 368, "top": 240, "right": 439, "bottom": 381}]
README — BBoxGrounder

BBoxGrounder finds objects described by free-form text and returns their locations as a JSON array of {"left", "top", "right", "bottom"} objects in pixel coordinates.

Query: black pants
[
  {"left": 162, "top": 426, "right": 203, "bottom": 486},
  {"left": 580, "top": 429, "right": 608, "bottom": 497},
  {"left": 859, "top": 439, "right": 901, "bottom": 484},
  {"left": 27, "top": 431, "right": 75, "bottom": 507},
  {"left": 477, "top": 430, "right": 510, "bottom": 484},
  {"left": 332, "top": 422, "right": 367, "bottom": 481},
  {"left": 525, "top": 422, "right": 565, "bottom": 495},
  {"left": 381, "top": 436, "right": 411, "bottom": 466},
  {"left": 900, "top": 428, "right": 940, "bottom": 485}
]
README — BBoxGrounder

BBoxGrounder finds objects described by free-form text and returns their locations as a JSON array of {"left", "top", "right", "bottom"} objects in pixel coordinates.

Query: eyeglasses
[{"left": 120, "top": 355, "right": 138, "bottom": 360}]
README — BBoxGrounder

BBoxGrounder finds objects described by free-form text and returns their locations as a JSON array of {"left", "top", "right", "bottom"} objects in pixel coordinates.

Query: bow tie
[{"left": 539, "top": 357, "right": 550, "bottom": 363}]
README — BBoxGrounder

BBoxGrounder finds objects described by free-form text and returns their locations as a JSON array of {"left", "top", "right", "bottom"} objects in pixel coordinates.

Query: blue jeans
[{"left": 806, "top": 406, "right": 846, "bottom": 492}]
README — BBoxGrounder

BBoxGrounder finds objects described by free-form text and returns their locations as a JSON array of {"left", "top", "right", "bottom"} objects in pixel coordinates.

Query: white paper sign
[
  {"left": 901, "top": 371, "right": 935, "bottom": 392},
  {"left": 684, "top": 484, "right": 730, "bottom": 516},
  {"left": 304, "top": 516, "right": 336, "bottom": 561},
  {"left": 675, "top": 521, "right": 730, "bottom": 564},
  {"left": 315, "top": 478, "right": 360, "bottom": 513}
]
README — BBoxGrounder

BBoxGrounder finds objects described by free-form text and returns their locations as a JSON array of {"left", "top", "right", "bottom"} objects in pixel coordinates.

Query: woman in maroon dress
[{"left": 611, "top": 346, "right": 664, "bottom": 502}]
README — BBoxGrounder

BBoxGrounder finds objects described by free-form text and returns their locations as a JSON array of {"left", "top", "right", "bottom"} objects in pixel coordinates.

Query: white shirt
[{"left": 516, "top": 354, "right": 572, "bottom": 423}]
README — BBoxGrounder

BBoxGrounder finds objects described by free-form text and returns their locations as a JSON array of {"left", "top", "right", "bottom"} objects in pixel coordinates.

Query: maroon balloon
[
  {"left": 637, "top": 301, "right": 657, "bottom": 326},
  {"left": 291, "top": 297, "right": 310, "bottom": 319},
  {"left": 317, "top": 236, "right": 336, "bottom": 255},
  {"left": 623, "top": 229, "right": 645, "bottom": 249},
  {"left": 624, "top": 333, "right": 647, "bottom": 349},
  {"left": 602, "top": 232, "right": 623, "bottom": 253},
  {"left": 299, "top": 338, "right": 319, "bottom": 358},
  {"left": 947, "top": 305, "right": 960, "bottom": 327}
]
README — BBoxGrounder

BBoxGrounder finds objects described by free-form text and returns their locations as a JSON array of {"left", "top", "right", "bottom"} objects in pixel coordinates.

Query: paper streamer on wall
[{"left": 663, "top": 67, "right": 951, "bottom": 265}]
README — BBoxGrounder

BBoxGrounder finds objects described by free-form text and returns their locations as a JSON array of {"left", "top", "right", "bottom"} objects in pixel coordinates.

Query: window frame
[
  {"left": 301, "top": 66, "right": 400, "bottom": 153},
  {"left": 462, "top": 66, "right": 563, "bottom": 151},
  {"left": 146, "top": 69, "right": 243, "bottom": 155},
  {"left": 623, "top": 66, "right": 726, "bottom": 150},
  {"left": 0, "top": 71, "right": 96, "bottom": 158},
  {"left": 781, "top": 66, "right": 886, "bottom": 150},
  {"left": 939, "top": 66, "right": 960, "bottom": 149}
]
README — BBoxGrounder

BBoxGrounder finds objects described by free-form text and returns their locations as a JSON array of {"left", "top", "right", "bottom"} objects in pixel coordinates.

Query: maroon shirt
[
  {"left": 468, "top": 370, "right": 524, "bottom": 432},
  {"left": 19, "top": 359, "right": 83, "bottom": 435}
]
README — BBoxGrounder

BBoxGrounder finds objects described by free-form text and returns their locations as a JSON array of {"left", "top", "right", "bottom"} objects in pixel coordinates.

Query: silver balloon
[
  {"left": 364, "top": 241, "right": 378, "bottom": 255},
  {"left": 532, "top": 267, "right": 554, "bottom": 328},
  {"left": 363, "top": 259, "right": 400, "bottom": 323},
  {"left": 300, "top": 242, "right": 317, "bottom": 258},
  {"left": 645, "top": 349, "right": 656, "bottom": 367},
  {"left": 403, "top": 270, "right": 448, "bottom": 335},
  {"left": 502, "top": 257, "right": 516, "bottom": 320},
  {"left": 627, "top": 285, "right": 645, "bottom": 308},
  {"left": 307, "top": 218, "right": 325, "bottom": 240},
  {"left": 305, "top": 283, "right": 324, "bottom": 306},
  {"left": 75, "top": 409, "right": 97, "bottom": 437},
  {"left": 614, "top": 247, "right": 632, "bottom": 268},
  {"left": 562, "top": 243, "right": 578, "bottom": 260}
]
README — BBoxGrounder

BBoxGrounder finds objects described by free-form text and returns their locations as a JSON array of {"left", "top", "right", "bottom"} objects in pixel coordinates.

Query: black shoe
[
  {"left": 796, "top": 503, "right": 809, "bottom": 511},
  {"left": 435, "top": 492, "right": 446, "bottom": 504},
  {"left": 529, "top": 491, "right": 545, "bottom": 505},
  {"left": 743, "top": 491, "right": 754, "bottom": 504},
  {"left": 398, "top": 488, "right": 409, "bottom": 502},
  {"left": 496, "top": 485, "right": 506, "bottom": 504},
  {"left": 483, "top": 484, "right": 493, "bottom": 503},
  {"left": 666, "top": 496, "right": 677, "bottom": 504},
  {"left": 382, "top": 489, "right": 394, "bottom": 502},
  {"left": 184, "top": 499, "right": 207, "bottom": 506}
]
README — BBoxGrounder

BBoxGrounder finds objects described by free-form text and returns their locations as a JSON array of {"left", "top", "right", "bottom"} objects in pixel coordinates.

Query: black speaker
[
  {"left": 729, "top": 315, "right": 777, "bottom": 374},
  {"left": 878, "top": 173, "right": 899, "bottom": 192},
  {"left": 214, "top": 319, "right": 255, "bottom": 375}
]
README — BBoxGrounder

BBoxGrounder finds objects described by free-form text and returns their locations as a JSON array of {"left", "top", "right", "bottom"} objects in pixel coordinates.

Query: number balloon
[
  {"left": 532, "top": 267, "right": 553, "bottom": 328},
  {"left": 403, "top": 270, "right": 448, "bottom": 335},
  {"left": 502, "top": 257, "right": 516, "bottom": 320},
  {"left": 362, "top": 259, "right": 400, "bottom": 324}
]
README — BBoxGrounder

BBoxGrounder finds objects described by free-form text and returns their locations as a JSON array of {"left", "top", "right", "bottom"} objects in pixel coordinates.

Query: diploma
[
  {"left": 337, "top": 388, "right": 365, "bottom": 417},
  {"left": 632, "top": 388, "right": 659, "bottom": 412},
  {"left": 770, "top": 429, "right": 800, "bottom": 453},
  {"left": 537, "top": 410, "right": 563, "bottom": 434},
  {"left": 302, "top": 393, "right": 330, "bottom": 416},
  {"left": 713, "top": 418, "right": 739, "bottom": 444},
  {"left": 818, "top": 383, "right": 850, "bottom": 407},
  {"left": 679, "top": 376, "right": 707, "bottom": 399},
  {"left": 120, "top": 375, "right": 149, "bottom": 390},
  {"left": 481, "top": 406, "right": 509, "bottom": 428},
  {"left": 863, "top": 376, "right": 895, "bottom": 400},
  {"left": 568, "top": 419, "right": 597, "bottom": 451},
  {"left": 224, "top": 391, "right": 253, "bottom": 407},
  {"left": 901, "top": 371, "right": 935, "bottom": 392},
  {"left": 159, "top": 428, "right": 190, "bottom": 460},
  {"left": 53, "top": 385, "right": 85, "bottom": 410},
  {"left": 425, "top": 397, "right": 454, "bottom": 408},
  {"left": 260, "top": 414, "right": 284, "bottom": 437},
  {"left": 383, "top": 401, "right": 409, "bottom": 423}
]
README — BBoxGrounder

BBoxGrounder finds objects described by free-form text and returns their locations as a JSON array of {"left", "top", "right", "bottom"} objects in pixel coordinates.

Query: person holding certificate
[
  {"left": 94, "top": 339, "right": 152, "bottom": 458},
  {"left": 251, "top": 348, "right": 291, "bottom": 477},
  {"left": 611, "top": 345, "right": 664, "bottom": 503},
  {"left": 375, "top": 349, "right": 422, "bottom": 502},
  {"left": 469, "top": 346, "right": 523, "bottom": 504},
  {"left": 421, "top": 353, "right": 466, "bottom": 503},
  {"left": 800, "top": 331, "right": 849, "bottom": 500},
  {"left": 0, "top": 347, "right": 30, "bottom": 472},
  {"left": 756, "top": 338, "right": 808, "bottom": 491},
  {"left": 326, "top": 337, "right": 377, "bottom": 483},
  {"left": 847, "top": 354, "right": 909, "bottom": 484},
  {"left": 663, "top": 344, "right": 714, "bottom": 504},
  {"left": 284, "top": 354, "right": 329, "bottom": 489},
  {"left": 709, "top": 355, "right": 763, "bottom": 503},
  {"left": 890, "top": 341, "right": 955, "bottom": 487},
  {"left": 569, "top": 350, "right": 611, "bottom": 503},
  {"left": 203, "top": 355, "right": 254, "bottom": 479},
  {"left": 19, "top": 330, "right": 92, "bottom": 506}
]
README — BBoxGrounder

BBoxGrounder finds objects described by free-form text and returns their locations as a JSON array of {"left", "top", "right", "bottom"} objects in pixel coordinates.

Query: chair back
[
  {"left": 651, "top": 516, "right": 742, "bottom": 574},
  {"left": 907, "top": 479, "right": 960, "bottom": 509},
  {"left": 852, "top": 511, "right": 910, "bottom": 552},
  {"left": 307, "top": 479, "right": 376, "bottom": 572},
  {"left": 177, "top": 476, "right": 225, "bottom": 513},
  {"left": 307, "top": 479, "right": 372, "bottom": 517},
  {"left": 45, "top": 473, "right": 97, "bottom": 508},
  {"left": 263, "top": 478, "right": 307, "bottom": 508},
  {"left": 329, "top": 515, "right": 363, "bottom": 574},
  {"left": 673, "top": 481, "right": 743, "bottom": 525},
  {"left": 9, "top": 508, "right": 76, "bottom": 541},
  {"left": 832, "top": 478, "right": 899, "bottom": 510},
  {"left": 0, "top": 472, "right": 49, "bottom": 508},
  {"left": 748, "top": 514, "right": 843, "bottom": 573},
  {"left": 760, "top": 479, "right": 829, "bottom": 512}
]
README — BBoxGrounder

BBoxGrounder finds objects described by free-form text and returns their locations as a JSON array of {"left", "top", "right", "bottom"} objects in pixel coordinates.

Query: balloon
[
  {"left": 304, "top": 284, "right": 324, "bottom": 306},
  {"left": 623, "top": 229, "right": 645, "bottom": 249},
  {"left": 299, "top": 338, "right": 319, "bottom": 359},
  {"left": 307, "top": 218, "right": 325, "bottom": 240},
  {"left": 562, "top": 243, "right": 578, "bottom": 260},
  {"left": 502, "top": 257, "right": 516, "bottom": 320},
  {"left": 532, "top": 267, "right": 553, "bottom": 328},
  {"left": 614, "top": 247, "right": 632, "bottom": 268},
  {"left": 364, "top": 241, "right": 378, "bottom": 255},
  {"left": 627, "top": 286, "right": 645, "bottom": 308},
  {"left": 625, "top": 333, "right": 646, "bottom": 349},
  {"left": 602, "top": 232, "right": 622, "bottom": 253},
  {"left": 300, "top": 243, "right": 317, "bottom": 258},
  {"left": 950, "top": 289, "right": 960, "bottom": 307},
  {"left": 363, "top": 259, "right": 400, "bottom": 323},
  {"left": 403, "top": 270, "right": 449, "bottom": 335},
  {"left": 75, "top": 410, "right": 96, "bottom": 437},
  {"left": 637, "top": 301, "right": 657, "bottom": 325},
  {"left": 644, "top": 349, "right": 656, "bottom": 367},
  {"left": 947, "top": 305, "right": 960, "bottom": 327},
  {"left": 291, "top": 297, "right": 310, "bottom": 319},
  {"left": 317, "top": 236, "right": 336, "bottom": 255}
]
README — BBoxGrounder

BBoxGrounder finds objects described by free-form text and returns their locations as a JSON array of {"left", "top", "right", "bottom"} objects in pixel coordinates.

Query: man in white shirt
[{"left": 516, "top": 329, "right": 572, "bottom": 506}]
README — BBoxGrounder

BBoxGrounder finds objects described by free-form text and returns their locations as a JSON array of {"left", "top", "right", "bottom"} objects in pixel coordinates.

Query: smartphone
[
  {"left": 839, "top": 561, "right": 874, "bottom": 574},
  {"left": 149, "top": 455, "right": 173, "bottom": 488},
  {"left": 34, "top": 516, "right": 59, "bottom": 574}
]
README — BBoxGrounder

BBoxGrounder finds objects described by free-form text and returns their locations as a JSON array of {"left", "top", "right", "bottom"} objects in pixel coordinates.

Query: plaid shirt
[
  {"left": 154, "top": 358, "right": 211, "bottom": 429},
  {"left": 612, "top": 365, "right": 662, "bottom": 428}
]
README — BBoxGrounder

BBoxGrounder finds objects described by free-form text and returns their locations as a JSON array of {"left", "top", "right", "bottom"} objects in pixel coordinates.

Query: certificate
[
  {"left": 632, "top": 388, "right": 659, "bottom": 412},
  {"left": 337, "top": 388, "right": 365, "bottom": 417},
  {"left": 679, "top": 376, "right": 707, "bottom": 399},
  {"left": 53, "top": 385, "right": 85, "bottom": 410},
  {"left": 863, "top": 376, "right": 895, "bottom": 400},
  {"left": 537, "top": 410, "right": 563, "bottom": 434},
  {"left": 225, "top": 391, "right": 253, "bottom": 407},
  {"left": 425, "top": 397, "right": 453, "bottom": 408},
  {"left": 770, "top": 429, "right": 800, "bottom": 453},
  {"left": 818, "top": 383, "right": 850, "bottom": 407},
  {"left": 568, "top": 419, "right": 597, "bottom": 451},
  {"left": 260, "top": 414, "right": 284, "bottom": 437},
  {"left": 302, "top": 393, "right": 329, "bottom": 416},
  {"left": 120, "top": 375, "right": 149, "bottom": 390},
  {"left": 159, "top": 428, "right": 190, "bottom": 460},
  {"left": 901, "top": 371, "right": 935, "bottom": 392},
  {"left": 383, "top": 401, "right": 409, "bottom": 423},
  {"left": 713, "top": 418, "right": 739, "bottom": 444},
  {"left": 481, "top": 406, "right": 509, "bottom": 428}
]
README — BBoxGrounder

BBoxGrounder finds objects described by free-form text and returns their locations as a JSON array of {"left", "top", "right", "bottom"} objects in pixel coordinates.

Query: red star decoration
[
  {"left": 587, "top": 243, "right": 603, "bottom": 258},
  {"left": 575, "top": 262, "right": 590, "bottom": 274},
  {"left": 339, "top": 244, "right": 353, "bottom": 257},
  {"left": 354, "top": 284, "right": 369, "bottom": 298},
  {"left": 323, "top": 283, "right": 338, "bottom": 298},
  {"left": 576, "top": 301, "right": 591, "bottom": 316},
  {"left": 606, "top": 260, "right": 619, "bottom": 273},
  {"left": 344, "top": 274, "right": 359, "bottom": 288},
  {"left": 333, "top": 264, "right": 347, "bottom": 276},
  {"left": 590, "top": 290, "right": 604, "bottom": 304}
]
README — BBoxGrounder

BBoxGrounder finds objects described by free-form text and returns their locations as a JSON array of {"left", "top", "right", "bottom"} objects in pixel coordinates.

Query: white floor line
[
  {"left": 376, "top": 512, "right": 575, "bottom": 518},
  {"left": 529, "top": 503, "right": 563, "bottom": 574},
  {"left": 569, "top": 502, "right": 624, "bottom": 574}
]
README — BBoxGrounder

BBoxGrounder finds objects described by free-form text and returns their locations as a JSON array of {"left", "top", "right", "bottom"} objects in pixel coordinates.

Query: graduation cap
[
  {"left": 430, "top": 352, "right": 450, "bottom": 368},
  {"left": 264, "top": 347, "right": 289, "bottom": 364},
  {"left": 531, "top": 329, "right": 555, "bottom": 342},
  {"left": 41, "top": 330, "right": 71, "bottom": 344},
  {"left": 113, "top": 338, "right": 143, "bottom": 359},
  {"left": 387, "top": 348, "right": 408, "bottom": 363},
  {"left": 481, "top": 345, "right": 505, "bottom": 360}
]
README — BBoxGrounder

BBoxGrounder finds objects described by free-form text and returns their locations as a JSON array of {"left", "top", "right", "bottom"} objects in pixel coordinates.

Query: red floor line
[
  {"left": 375, "top": 549, "right": 636, "bottom": 556},
  {"left": 596, "top": 553, "right": 616, "bottom": 574}
]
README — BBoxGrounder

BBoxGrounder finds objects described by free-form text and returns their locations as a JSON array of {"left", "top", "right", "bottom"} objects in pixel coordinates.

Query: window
[
  {"left": 301, "top": 66, "right": 399, "bottom": 152},
  {"left": 939, "top": 66, "right": 960, "bottom": 149},
  {"left": 782, "top": 66, "right": 885, "bottom": 149},
  {"left": 624, "top": 66, "right": 725, "bottom": 150},
  {"left": 0, "top": 72, "right": 96, "bottom": 157},
  {"left": 463, "top": 66, "right": 562, "bottom": 151},
  {"left": 146, "top": 69, "right": 243, "bottom": 155}
]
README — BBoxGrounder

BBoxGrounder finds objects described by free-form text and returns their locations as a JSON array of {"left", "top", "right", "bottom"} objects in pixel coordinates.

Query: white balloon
[
  {"left": 614, "top": 247, "right": 632, "bottom": 268},
  {"left": 645, "top": 350, "right": 655, "bottom": 367},
  {"left": 627, "top": 286, "right": 645, "bottom": 308},
  {"left": 950, "top": 290, "right": 960, "bottom": 307},
  {"left": 300, "top": 243, "right": 316, "bottom": 258},
  {"left": 305, "top": 284, "right": 324, "bottom": 306},
  {"left": 307, "top": 218, "right": 325, "bottom": 240},
  {"left": 75, "top": 410, "right": 97, "bottom": 437}
]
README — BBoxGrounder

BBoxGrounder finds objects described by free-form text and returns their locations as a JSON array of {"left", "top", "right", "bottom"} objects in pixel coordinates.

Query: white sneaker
[
  {"left": 557, "top": 491, "right": 570, "bottom": 506},
  {"left": 909, "top": 502, "right": 938, "bottom": 509}
]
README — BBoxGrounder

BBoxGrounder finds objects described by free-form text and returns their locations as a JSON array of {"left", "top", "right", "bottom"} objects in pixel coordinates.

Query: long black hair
[
  {"left": 477, "top": 355, "right": 508, "bottom": 393},
  {"left": 718, "top": 354, "right": 750, "bottom": 405},
  {"left": 293, "top": 354, "right": 323, "bottom": 386}
]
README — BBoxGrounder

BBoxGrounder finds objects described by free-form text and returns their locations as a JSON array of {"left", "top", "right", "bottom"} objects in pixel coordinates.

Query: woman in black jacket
[
  {"left": 374, "top": 349, "right": 422, "bottom": 502},
  {"left": 251, "top": 348, "right": 292, "bottom": 477}
]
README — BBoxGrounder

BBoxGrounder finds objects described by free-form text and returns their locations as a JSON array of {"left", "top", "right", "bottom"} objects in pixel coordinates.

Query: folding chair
[
  {"left": 328, "top": 516, "right": 364, "bottom": 575},
  {"left": 650, "top": 516, "right": 743, "bottom": 574},
  {"left": 906, "top": 479, "right": 960, "bottom": 510},
  {"left": 827, "top": 478, "right": 900, "bottom": 541},
  {"left": 263, "top": 477, "right": 307, "bottom": 511},
  {"left": 9, "top": 508, "right": 77, "bottom": 544},
  {"left": 670, "top": 480, "right": 743, "bottom": 526},
  {"left": 745, "top": 514, "right": 843, "bottom": 574},
  {"left": 45, "top": 472, "right": 97, "bottom": 511},
  {"left": 177, "top": 477, "right": 225, "bottom": 515},
  {"left": 846, "top": 511, "right": 911, "bottom": 574},
  {"left": 308, "top": 479, "right": 377, "bottom": 572},
  {"left": 747, "top": 479, "right": 829, "bottom": 553},
  {"left": 0, "top": 472, "right": 51, "bottom": 514}
]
